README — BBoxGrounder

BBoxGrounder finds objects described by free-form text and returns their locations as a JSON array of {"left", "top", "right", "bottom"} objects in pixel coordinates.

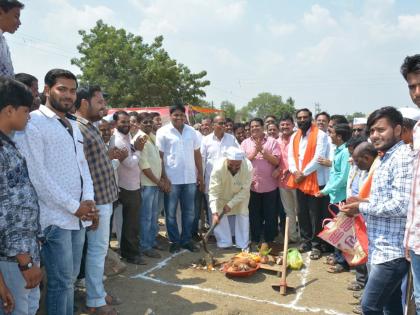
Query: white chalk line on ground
[
  {"left": 290, "top": 253, "right": 312, "bottom": 306},
  {"left": 131, "top": 249, "right": 348, "bottom": 315}
]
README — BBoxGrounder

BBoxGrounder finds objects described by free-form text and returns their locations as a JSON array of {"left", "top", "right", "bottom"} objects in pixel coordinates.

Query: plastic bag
[
  {"left": 287, "top": 248, "right": 304, "bottom": 270},
  {"left": 318, "top": 209, "right": 368, "bottom": 266}
]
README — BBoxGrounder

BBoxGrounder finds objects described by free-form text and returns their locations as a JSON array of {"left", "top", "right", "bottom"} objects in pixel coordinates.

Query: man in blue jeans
[
  {"left": 342, "top": 106, "right": 413, "bottom": 315},
  {"left": 75, "top": 86, "right": 121, "bottom": 314},
  {"left": 135, "top": 112, "right": 168, "bottom": 258},
  {"left": 15, "top": 69, "right": 96, "bottom": 315},
  {"left": 156, "top": 101, "right": 204, "bottom": 253},
  {"left": 402, "top": 54, "right": 420, "bottom": 314}
]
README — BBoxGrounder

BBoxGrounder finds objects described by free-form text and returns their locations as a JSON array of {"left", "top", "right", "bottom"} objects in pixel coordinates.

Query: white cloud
[
  {"left": 303, "top": 4, "right": 337, "bottom": 31},
  {"left": 211, "top": 47, "right": 242, "bottom": 66},
  {"left": 397, "top": 14, "right": 420, "bottom": 34},
  {"left": 267, "top": 21, "right": 295, "bottom": 37},
  {"left": 296, "top": 36, "right": 336, "bottom": 64},
  {"left": 132, "top": 0, "right": 246, "bottom": 39}
]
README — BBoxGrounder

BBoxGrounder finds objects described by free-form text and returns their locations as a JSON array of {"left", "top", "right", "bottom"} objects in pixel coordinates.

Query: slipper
[
  {"left": 309, "top": 248, "right": 322, "bottom": 260},
  {"left": 86, "top": 305, "right": 118, "bottom": 315},
  {"left": 298, "top": 244, "right": 311, "bottom": 253},
  {"left": 347, "top": 282, "right": 364, "bottom": 291},
  {"left": 105, "top": 294, "right": 122, "bottom": 306},
  {"left": 327, "top": 264, "right": 347, "bottom": 273}
]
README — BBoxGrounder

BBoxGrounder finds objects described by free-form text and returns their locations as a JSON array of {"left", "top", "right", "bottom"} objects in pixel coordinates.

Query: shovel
[{"left": 200, "top": 209, "right": 226, "bottom": 267}]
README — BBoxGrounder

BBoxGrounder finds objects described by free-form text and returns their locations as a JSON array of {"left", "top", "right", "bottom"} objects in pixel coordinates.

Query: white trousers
[
  {"left": 279, "top": 188, "right": 300, "bottom": 241},
  {"left": 214, "top": 214, "right": 249, "bottom": 249}
]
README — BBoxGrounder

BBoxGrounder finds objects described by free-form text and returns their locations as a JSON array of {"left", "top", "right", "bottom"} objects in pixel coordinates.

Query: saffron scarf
[{"left": 287, "top": 124, "right": 320, "bottom": 195}]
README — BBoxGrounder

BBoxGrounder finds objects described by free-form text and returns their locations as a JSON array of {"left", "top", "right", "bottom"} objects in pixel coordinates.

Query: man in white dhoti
[{"left": 208, "top": 147, "right": 253, "bottom": 250}]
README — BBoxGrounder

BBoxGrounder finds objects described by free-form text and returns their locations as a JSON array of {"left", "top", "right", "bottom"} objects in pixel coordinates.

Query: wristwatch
[{"left": 18, "top": 260, "right": 33, "bottom": 271}]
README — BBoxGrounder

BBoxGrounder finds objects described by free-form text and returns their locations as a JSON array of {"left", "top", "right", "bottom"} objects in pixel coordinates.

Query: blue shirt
[
  {"left": 321, "top": 143, "right": 350, "bottom": 203},
  {"left": 0, "top": 132, "right": 41, "bottom": 263},
  {"left": 359, "top": 141, "right": 413, "bottom": 264}
]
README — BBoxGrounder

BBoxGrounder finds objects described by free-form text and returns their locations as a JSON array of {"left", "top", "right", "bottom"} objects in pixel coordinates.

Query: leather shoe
[
  {"left": 123, "top": 255, "right": 147, "bottom": 265},
  {"left": 181, "top": 242, "right": 200, "bottom": 252}
]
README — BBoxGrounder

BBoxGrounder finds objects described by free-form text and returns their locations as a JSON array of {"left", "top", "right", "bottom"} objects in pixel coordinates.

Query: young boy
[{"left": 0, "top": 77, "right": 43, "bottom": 314}]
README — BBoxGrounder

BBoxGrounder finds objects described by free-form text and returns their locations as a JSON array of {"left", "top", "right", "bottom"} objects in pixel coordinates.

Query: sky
[{"left": 7, "top": 0, "right": 420, "bottom": 115}]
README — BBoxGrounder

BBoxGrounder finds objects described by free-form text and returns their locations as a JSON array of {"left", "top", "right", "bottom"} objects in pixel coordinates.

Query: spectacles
[
  {"left": 141, "top": 121, "right": 153, "bottom": 125},
  {"left": 353, "top": 128, "right": 364, "bottom": 132},
  {"left": 215, "top": 122, "right": 226, "bottom": 126}
]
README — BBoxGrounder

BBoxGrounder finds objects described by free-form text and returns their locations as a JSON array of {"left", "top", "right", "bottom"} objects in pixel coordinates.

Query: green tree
[
  {"left": 220, "top": 100, "right": 236, "bottom": 120},
  {"left": 71, "top": 20, "right": 210, "bottom": 107},
  {"left": 346, "top": 111, "right": 366, "bottom": 123},
  {"left": 242, "top": 92, "right": 295, "bottom": 120}
]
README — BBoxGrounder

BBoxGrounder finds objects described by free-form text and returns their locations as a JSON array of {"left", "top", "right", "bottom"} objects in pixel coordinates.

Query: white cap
[
  {"left": 225, "top": 146, "right": 245, "bottom": 161},
  {"left": 398, "top": 107, "right": 420, "bottom": 121},
  {"left": 353, "top": 117, "right": 367, "bottom": 125}
]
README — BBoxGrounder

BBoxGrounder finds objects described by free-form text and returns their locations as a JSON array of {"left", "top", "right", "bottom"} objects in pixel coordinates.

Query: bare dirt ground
[{"left": 74, "top": 242, "right": 358, "bottom": 315}]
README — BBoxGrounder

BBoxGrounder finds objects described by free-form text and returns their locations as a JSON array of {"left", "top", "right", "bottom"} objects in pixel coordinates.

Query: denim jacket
[{"left": 0, "top": 131, "right": 41, "bottom": 263}]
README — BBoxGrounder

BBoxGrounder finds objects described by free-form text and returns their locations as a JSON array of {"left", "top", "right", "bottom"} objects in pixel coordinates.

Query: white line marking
[
  {"left": 133, "top": 250, "right": 187, "bottom": 278},
  {"left": 290, "top": 253, "right": 312, "bottom": 306},
  {"left": 136, "top": 273, "right": 348, "bottom": 315}
]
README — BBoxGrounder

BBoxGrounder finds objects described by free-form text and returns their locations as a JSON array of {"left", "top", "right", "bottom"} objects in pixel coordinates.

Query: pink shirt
[
  {"left": 277, "top": 136, "right": 292, "bottom": 189},
  {"left": 241, "top": 136, "right": 281, "bottom": 193},
  {"left": 109, "top": 130, "right": 141, "bottom": 191}
]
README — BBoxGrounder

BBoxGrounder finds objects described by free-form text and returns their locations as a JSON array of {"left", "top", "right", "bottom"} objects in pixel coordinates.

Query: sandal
[
  {"left": 105, "top": 294, "right": 122, "bottom": 306},
  {"left": 86, "top": 305, "right": 119, "bottom": 315},
  {"left": 324, "top": 256, "right": 337, "bottom": 266},
  {"left": 327, "top": 264, "right": 347, "bottom": 273},
  {"left": 298, "top": 243, "right": 311, "bottom": 253},
  {"left": 309, "top": 248, "right": 322, "bottom": 260},
  {"left": 347, "top": 282, "right": 364, "bottom": 291}
]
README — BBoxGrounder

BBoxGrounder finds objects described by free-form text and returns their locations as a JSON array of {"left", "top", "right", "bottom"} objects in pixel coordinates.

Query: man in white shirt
[
  {"left": 200, "top": 115, "right": 238, "bottom": 226},
  {"left": 110, "top": 111, "right": 146, "bottom": 265},
  {"left": 0, "top": 0, "right": 23, "bottom": 77},
  {"left": 15, "top": 69, "right": 96, "bottom": 315},
  {"left": 288, "top": 108, "right": 330, "bottom": 260},
  {"left": 156, "top": 102, "right": 204, "bottom": 253}
]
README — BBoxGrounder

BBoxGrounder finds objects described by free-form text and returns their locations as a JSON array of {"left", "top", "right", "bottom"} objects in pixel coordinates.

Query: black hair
[
  {"left": 128, "top": 111, "right": 139, "bottom": 118},
  {"left": 226, "top": 117, "right": 234, "bottom": 124},
  {"left": 295, "top": 108, "right": 312, "bottom": 118},
  {"left": 401, "top": 54, "right": 420, "bottom": 80},
  {"left": 333, "top": 123, "right": 352, "bottom": 143},
  {"left": 14, "top": 73, "right": 37, "bottom": 88},
  {"left": 233, "top": 122, "right": 245, "bottom": 132},
  {"left": 44, "top": 69, "right": 78, "bottom": 88},
  {"left": 149, "top": 112, "right": 160, "bottom": 119},
  {"left": 39, "top": 92, "right": 46, "bottom": 105},
  {"left": 75, "top": 85, "right": 101, "bottom": 110},
  {"left": 267, "top": 122, "right": 279, "bottom": 130},
  {"left": 264, "top": 115, "right": 277, "bottom": 122},
  {"left": 202, "top": 117, "right": 213, "bottom": 123},
  {"left": 330, "top": 115, "right": 348, "bottom": 125},
  {"left": 0, "top": 77, "right": 33, "bottom": 110},
  {"left": 315, "top": 111, "right": 330, "bottom": 121},
  {"left": 112, "top": 110, "right": 129, "bottom": 122},
  {"left": 346, "top": 135, "right": 368, "bottom": 149},
  {"left": 249, "top": 117, "right": 264, "bottom": 127},
  {"left": 169, "top": 99, "right": 185, "bottom": 114},
  {"left": 355, "top": 142, "right": 378, "bottom": 158},
  {"left": 403, "top": 117, "right": 417, "bottom": 131},
  {"left": 137, "top": 112, "right": 152, "bottom": 123},
  {"left": 279, "top": 113, "right": 294, "bottom": 124},
  {"left": 367, "top": 106, "right": 403, "bottom": 130},
  {"left": 0, "top": 0, "right": 24, "bottom": 11}
]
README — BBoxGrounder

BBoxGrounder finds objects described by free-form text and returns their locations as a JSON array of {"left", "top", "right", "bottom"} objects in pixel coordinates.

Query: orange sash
[
  {"left": 358, "top": 157, "right": 379, "bottom": 199},
  {"left": 287, "top": 124, "right": 320, "bottom": 195}
]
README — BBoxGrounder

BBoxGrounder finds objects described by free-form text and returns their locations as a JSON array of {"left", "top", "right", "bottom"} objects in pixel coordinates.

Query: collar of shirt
[
  {"left": 211, "top": 132, "right": 226, "bottom": 142},
  {"left": 380, "top": 141, "right": 404, "bottom": 162},
  {"left": 335, "top": 142, "right": 346, "bottom": 154},
  {"left": 114, "top": 129, "right": 131, "bottom": 142},
  {"left": 38, "top": 105, "right": 59, "bottom": 119},
  {"left": 75, "top": 115, "right": 94, "bottom": 127}
]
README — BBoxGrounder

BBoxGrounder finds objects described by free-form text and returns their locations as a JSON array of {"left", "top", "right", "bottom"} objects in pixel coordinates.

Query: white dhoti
[{"left": 214, "top": 214, "right": 249, "bottom": 249}]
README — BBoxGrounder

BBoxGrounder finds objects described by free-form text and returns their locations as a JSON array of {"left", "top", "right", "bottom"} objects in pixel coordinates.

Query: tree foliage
[
  {"left": 240, "top": 92, "right": 295, "bottom": 121},
  {"left": 71, "top": 20, "right": 210, "bottom": 107},
  {"left": 346, "top": 111, "right": 366, "bottom": 123},
  {"left": 220, "top": 100, "right": 236, "bottom": 120}
]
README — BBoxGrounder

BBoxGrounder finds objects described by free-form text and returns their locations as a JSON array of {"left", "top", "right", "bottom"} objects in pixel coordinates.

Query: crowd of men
[{"left": 3, "top": 1, "right": 420, "bottom": 315}]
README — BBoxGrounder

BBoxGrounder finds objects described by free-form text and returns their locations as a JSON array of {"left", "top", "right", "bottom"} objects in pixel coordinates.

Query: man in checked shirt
[
  {"left": 402, "top": 54, "right": 420, "bottom": 314},
  {"left": 342, "top": 106, "right": 413, "bottom": 315}
]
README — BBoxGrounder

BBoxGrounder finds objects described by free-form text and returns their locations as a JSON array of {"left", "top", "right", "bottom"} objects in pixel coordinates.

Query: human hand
[
  {"left": 0, "top": 286, "right": 14, "bottom": 314},
  {"left": 197, "top": 176, "right": 205, "bottom": 193},
  {"left": 134, "top": 135, "right": 148, "bottom": 151},
  {"left": 108, "top": 147, "right": 120, "bottom": 160},
  {"left": 317, "top": 157, "right": 332, "bottom": 167},
  {"left": 75, "top": 200, "right": 98, "bottom": 221},
  {"left": 405, "top": 248, "right": 411, "bottom": 262},
  {"left": 314, "top": 191, "right": 324, "bottom": 198},
  {"left": 212, "top": 213, "right": 220, "bottom": 224},
  {"left": 340, "top": 202, "right": 360, "bottom": 217},
  {"left": 20, "top": 266, "right": 43, "bottom": 289},
  {"left": 117, "top": 148, "right": 129, "bottom": 162},
  {"left": 223, "top": 205, "right": 232, "bottom": 213},
  {"left": 272, "top": 169, "right": 280, "bottom": 178},
  {"left": 88, "top": 213, "right": 99, "bottom": 230}
]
